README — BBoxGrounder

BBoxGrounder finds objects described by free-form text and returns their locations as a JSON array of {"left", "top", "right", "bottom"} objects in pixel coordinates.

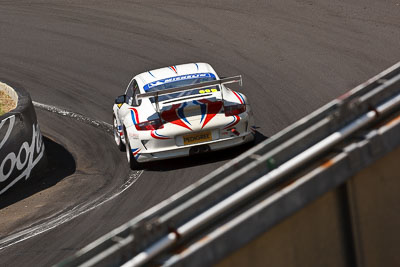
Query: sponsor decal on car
[
  {"left": 129, "top": 132, "right": 139, "bottom": 139},
  {"left": 161, "top": 100, "right": 223, "bottom": 131},
  {"left": 161, "top": 103, "right": 192, "bottom": 131},
  {"left": 192, "top": 100, "right": 207, "bottom": 123},
  {"left": 232, "top": 91, "right": 245, "bottom": 104},
  {"left": 169, "top": 65, "right": 178, "bottom": 74},
  {"left": 224, "top": 115, "right": 241, "bottom": 129},
  {"left": 117, "top": 125, "right": 124, "bottom": 136},
  {"left": 130, "top": 108, "right": 140, "bottom": 125},
  {"left": 131, "top": 148, "right": 141, "bottom": 160},
  {"left": 143, "top": 73, "right": 216, "bottom": 91},
  {"left": 177, "top": 102, "right": 191, "bottom": 126},
  {"left": 197, "top": 99, "right": 222, "bottom": 129},
  {"left": 151, "top": 130, "right": 170, "bottom": 140},
  {"left": 183, "top": 131, "right": 212, "bottom": 145}
]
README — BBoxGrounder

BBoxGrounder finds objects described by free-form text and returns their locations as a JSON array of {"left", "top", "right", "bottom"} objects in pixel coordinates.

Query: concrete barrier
[
  {"left": 216, "top": 143, "right": 400, "bottom": 267},
  {"left": 347, "top": 145, "right": 400, "bottom": 267},
  {"left": 0, "top": 82, "right": 46, "bottom": 195}
]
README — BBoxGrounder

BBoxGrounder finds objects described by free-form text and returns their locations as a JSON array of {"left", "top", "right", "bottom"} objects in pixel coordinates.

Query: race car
[{"left": 113, "top": 63, "right": 255, "bottom": 169}]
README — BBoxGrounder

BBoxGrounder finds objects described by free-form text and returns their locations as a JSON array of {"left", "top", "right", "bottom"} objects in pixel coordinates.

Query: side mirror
[{"left": 115, "top": 95, "right": 126, "bottom": 104}]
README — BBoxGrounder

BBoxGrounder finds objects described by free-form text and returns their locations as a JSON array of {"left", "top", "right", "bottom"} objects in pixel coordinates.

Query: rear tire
[
  {"left": 113, "top": 116, "right": 125, "bottom": 151},
  {"left": 124, "top": 127, "right": 140, "bottom": 170}
]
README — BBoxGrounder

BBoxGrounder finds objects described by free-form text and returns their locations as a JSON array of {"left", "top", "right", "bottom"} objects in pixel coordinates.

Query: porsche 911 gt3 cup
[{"left": 113, "top": 63, "right": 255, "bottom": 169}]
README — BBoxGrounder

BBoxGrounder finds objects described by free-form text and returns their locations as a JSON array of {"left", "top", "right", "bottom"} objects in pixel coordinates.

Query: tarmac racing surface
[{"left": 0, "top": 0, "right": 399, "bottom": 266}]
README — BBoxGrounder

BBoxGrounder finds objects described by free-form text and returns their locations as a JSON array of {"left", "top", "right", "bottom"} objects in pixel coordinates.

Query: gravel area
[{"left": 0, "top": 90, "right": 15, "bottom": 115}]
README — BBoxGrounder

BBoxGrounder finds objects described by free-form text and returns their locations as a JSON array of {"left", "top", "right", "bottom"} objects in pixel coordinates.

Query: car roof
[{"left": 134, "top": 63, "right": 219, "bottom": 92}]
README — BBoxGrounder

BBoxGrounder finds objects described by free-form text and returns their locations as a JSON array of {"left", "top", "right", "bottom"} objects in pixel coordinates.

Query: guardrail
[{"left": 58, "top": 62, "right": 400, "bottom": 267}]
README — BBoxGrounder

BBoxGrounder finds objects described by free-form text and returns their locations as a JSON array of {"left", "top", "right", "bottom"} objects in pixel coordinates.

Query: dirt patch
[{"left": 0, "top": 90, "right": 16, "bottom": 116}]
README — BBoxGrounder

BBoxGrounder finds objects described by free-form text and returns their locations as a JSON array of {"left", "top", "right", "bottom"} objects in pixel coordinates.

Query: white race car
[{"left": 113, "top": 63, "right": 255, "bottom": 169}]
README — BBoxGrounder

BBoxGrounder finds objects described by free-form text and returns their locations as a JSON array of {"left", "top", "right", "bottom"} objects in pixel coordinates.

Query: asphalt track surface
[{"left": 0, "top": 0, "right": 399, "bottom": 266}]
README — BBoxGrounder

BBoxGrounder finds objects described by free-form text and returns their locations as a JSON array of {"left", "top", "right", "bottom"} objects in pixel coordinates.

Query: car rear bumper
[{"left": 136, "top": 132, "right": 254, "bottom": 163}]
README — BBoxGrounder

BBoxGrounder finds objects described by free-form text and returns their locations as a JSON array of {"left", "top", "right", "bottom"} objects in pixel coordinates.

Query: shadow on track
[
  {"left": 143, "top": 131, "right": 268, "bottom": 172},
  {"left": 0, "top": 137, "right": 76, "bottom": 210}
]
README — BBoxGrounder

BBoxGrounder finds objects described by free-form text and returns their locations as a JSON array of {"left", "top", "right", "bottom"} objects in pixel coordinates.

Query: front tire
[
  {"left": 113, "top": 116, "right": 125, "bottom": 151},
  {"left": 124, "top": 127, "right": 140, "bottom": 170}
]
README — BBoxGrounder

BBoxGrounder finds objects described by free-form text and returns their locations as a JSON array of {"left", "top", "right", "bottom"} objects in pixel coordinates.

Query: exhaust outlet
[
  {"left": 190, "top": 146, "right": 200, "bottom": 155},
  {"left": 189, "top": 145, "right": 211, "bottom": 155},
  {"left": 200, "top": 145, "right": 211, "bottom": 153}
]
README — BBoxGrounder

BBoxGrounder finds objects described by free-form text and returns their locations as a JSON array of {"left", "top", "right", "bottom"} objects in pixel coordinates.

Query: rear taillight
[
  {"left": 224, "top": 104, "right": 246, "bottom": 116},
  {"left": 135, "top": 119, "right": 164, "bottom": 131}
]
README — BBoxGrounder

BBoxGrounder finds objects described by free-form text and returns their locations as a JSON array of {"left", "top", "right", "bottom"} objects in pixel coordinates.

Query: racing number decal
[{"left": 199, "top": 88, "right": 218, "bottom": 94}]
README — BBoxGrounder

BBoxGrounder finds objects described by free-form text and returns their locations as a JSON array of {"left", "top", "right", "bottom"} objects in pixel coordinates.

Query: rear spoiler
[{"left": 136, "top": 75, "right": 242, "bottom": 113}]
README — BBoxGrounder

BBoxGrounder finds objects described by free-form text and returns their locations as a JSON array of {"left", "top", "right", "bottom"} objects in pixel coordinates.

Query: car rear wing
[{"left": 136, "top": 75, "right": 242, "bottom": 113}]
